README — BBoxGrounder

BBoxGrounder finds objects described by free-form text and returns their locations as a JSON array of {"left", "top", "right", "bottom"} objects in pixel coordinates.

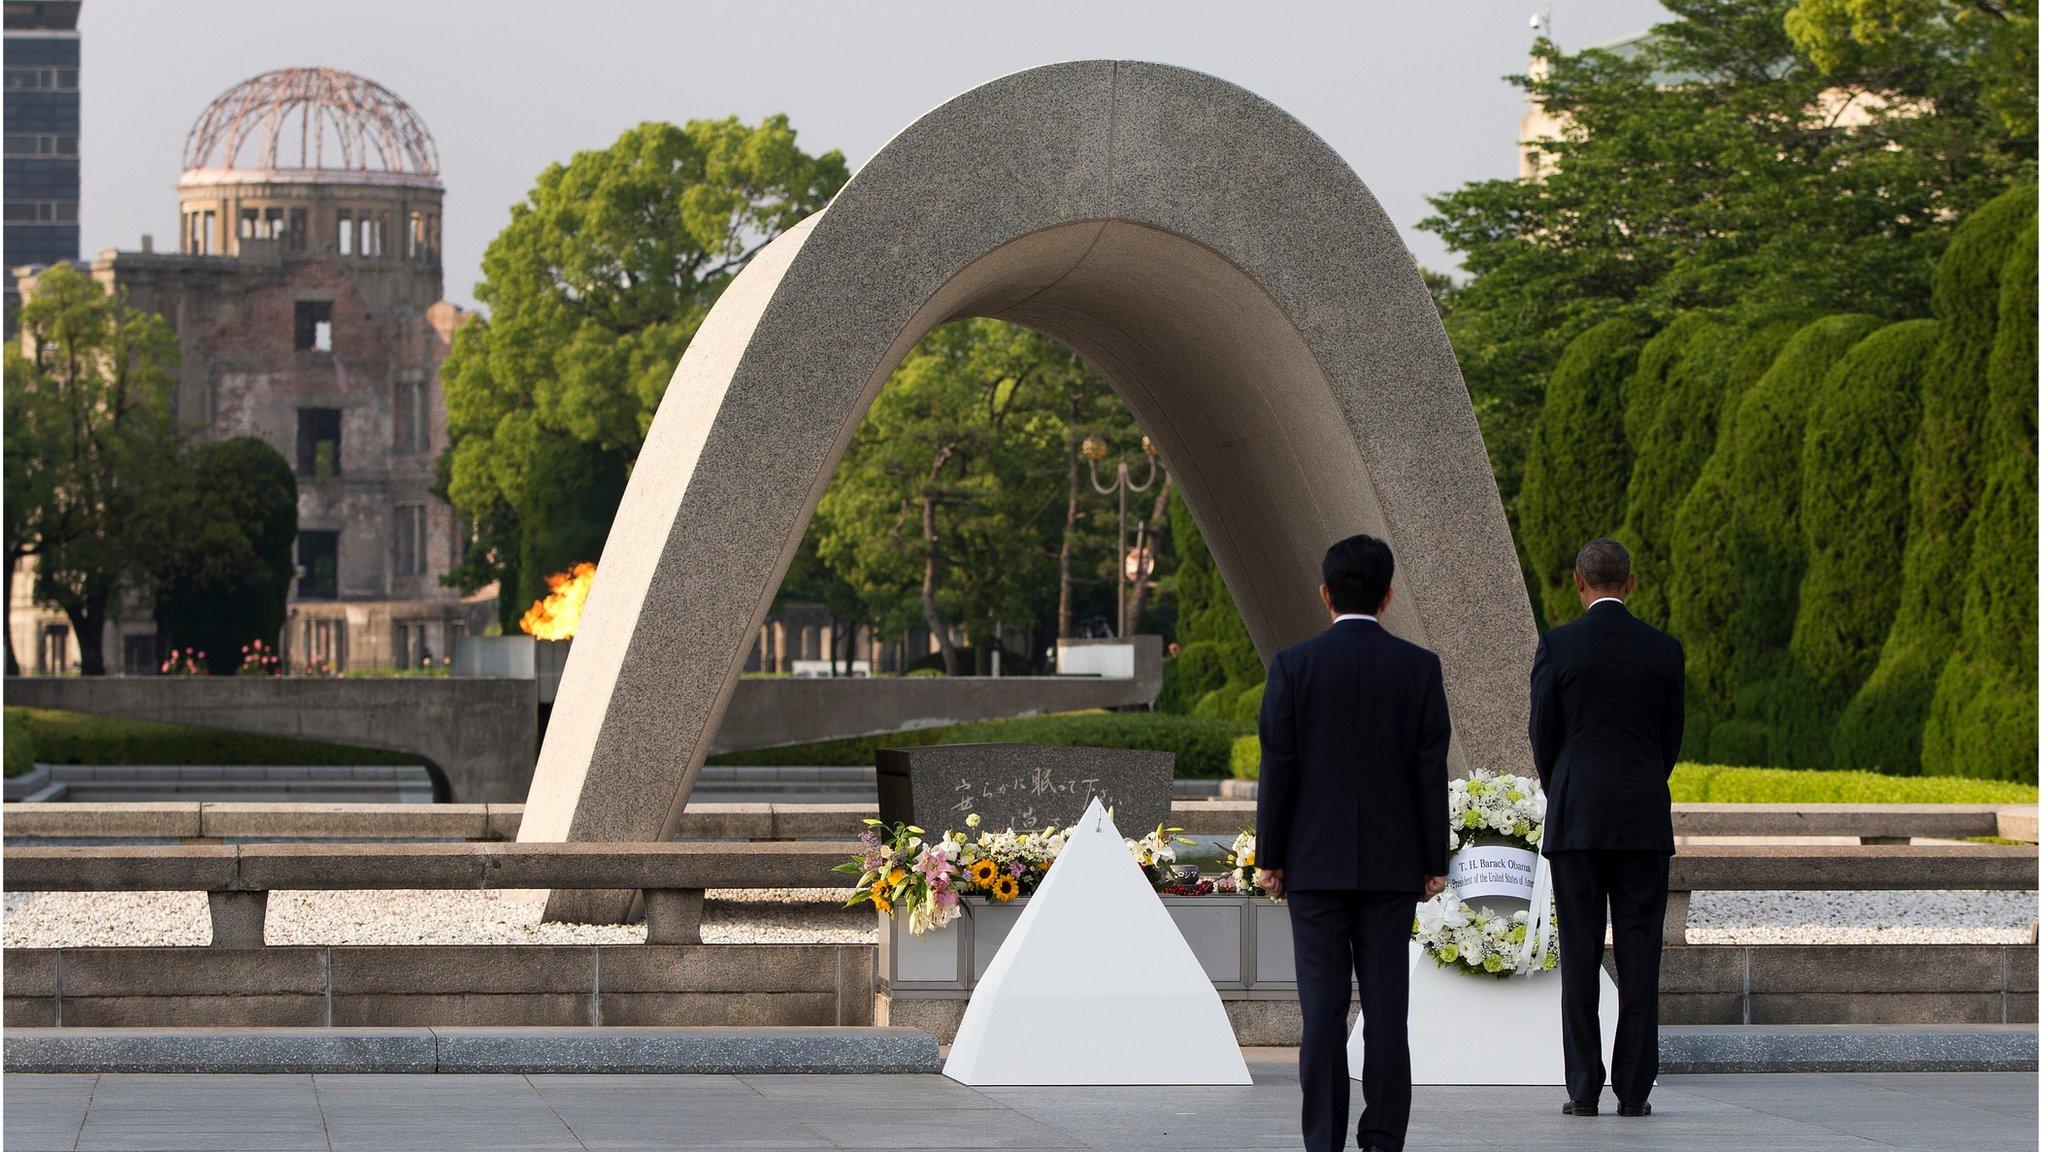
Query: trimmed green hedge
[
  {"left": 3, "top": 707, "right": 420, "bottom": 768},
  {"left": 1790, "top": 320, "right": 1938, "bottom": 762},
  {"left": 5, "top": 719, "right": 35, "bottom": 777},
  {"left": 1159, "top": 491, "right": 1261, "bottom": 713},
  {"left": 707, "top": 710, "right": 1254, "bottom": 778},
  {"left": 1925, "top": 199, "right": 2039, "bottom": 781},
  {"left": 1842, "top": 185, "right": 2039, "bottom": 773},
  {"left": 1667, "top": 313, "right": 1883, "bottom": 762},
  {"left": 1521, "top": 317, "right": 1648, "bottom": 627},
  {"left": 1230, "top": 733, "right": 1260, "bottom": 780},
  {"left": 1622, "top": 318, "right": 1794, "bottom": 628},
  {"left": 1225, "top": 749, "right": 2036, "bottom": 804},
  {"left": 1668, "top": 762, "right": 2036, "bottom": 805}
]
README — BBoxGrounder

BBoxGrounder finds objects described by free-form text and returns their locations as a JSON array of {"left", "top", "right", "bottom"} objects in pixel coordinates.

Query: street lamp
[{"left": 1083, "top": 433, "right": 1159, "bottom": 638}]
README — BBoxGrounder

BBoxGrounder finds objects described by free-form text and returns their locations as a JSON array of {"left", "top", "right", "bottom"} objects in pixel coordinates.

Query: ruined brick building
[{"left": 10, "top": 67, "right": 493, "bottom": 672}]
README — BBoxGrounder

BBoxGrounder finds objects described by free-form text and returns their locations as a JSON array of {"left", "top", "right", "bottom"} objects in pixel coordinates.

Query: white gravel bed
[
  {"left": 2, "top": 889, "right": 2032, "bottom": 948},
  {"left": 1684, "top": 890, "right": 2037, "bottom": 945},
  {"left": 1, "top": 888, "right": 873, "bottom": 948}
]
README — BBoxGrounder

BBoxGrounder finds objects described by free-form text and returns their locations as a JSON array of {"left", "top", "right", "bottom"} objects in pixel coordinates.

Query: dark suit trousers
[
  {"left": 1289, "top": 890, "right": 1413, "bottom": 1152},
  {"left": 1549, "top": 850, "right": 1668, "bottom": 1106}
]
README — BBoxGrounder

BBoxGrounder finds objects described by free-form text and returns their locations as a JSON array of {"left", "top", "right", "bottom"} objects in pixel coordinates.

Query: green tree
[
  {"left": 1790, "top": 320, "right": 1938, "bottom": 762},
  {"left": 144, "top": 438, "right": 298, "bottom": 675},
  {"left": 1520, "top": 318, "right": 1647, "bottom": 627},
  {"left": 1923, "top": 210, "right": 2037, "bottom": 779},
  {"left": 1838, "top": 184, "right": 2036, "bottom": 771},
  {"left": 811, "top": 321, "right": 1078, "bottom": 675},
  {"left": 1667, "top": 313, "right": 1883, "bottom": 762},
  {"left": 1160, "top": 490, "right": 1261, "bottom": 715},
  {"left": 1785, "top": 0, "right": 2036, "bottom": 141},
  {"left": 3, "top": 264, "right": 179, "bottom": 675},
  {"left": 1621, "top": 318, "right": 1797, "bottom": 627},
  {"left": 3, "top": 318, "right": 62, "bottom": 675},
  {"left": 1425, "top": 0, "right": 2030, "bottom": 523},
  {"left": 440, "top": 117, "right": 847, "bottom": 627}
]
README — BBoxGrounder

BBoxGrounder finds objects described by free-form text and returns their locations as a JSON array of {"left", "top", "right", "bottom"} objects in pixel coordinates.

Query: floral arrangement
[
  {"left": 160, "top": 648, "right": 207, "bottom": 676},
  {"left": 1415, "top": 771, "right": 1558, "bottom": 978},
  {"left": 1227, "top": 830, "right": 1257, "bottom": 889},
  {"left": 1447, "top": 770, "right": 1544, "bottom": 853},
  {"left": 1413, "top": 891, "right": 1555, "bottom": 978},
  {"left": 839, "top": 812, "right": 1072, "bottom": 935},
  {"left": 235, "top": 640, "right": 280, "bottom": 677},
  {"left": 1126, "top": 821, "right": 1195, "bottom": 889}
]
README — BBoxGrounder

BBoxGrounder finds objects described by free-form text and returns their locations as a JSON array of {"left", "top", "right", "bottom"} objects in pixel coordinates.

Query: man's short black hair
[
  {"left": 1323, "top": 534, "right": 1395, "bottom": 615},
  {"left": 1575, "top": 537, "right": 1632, "bottom": 590}
]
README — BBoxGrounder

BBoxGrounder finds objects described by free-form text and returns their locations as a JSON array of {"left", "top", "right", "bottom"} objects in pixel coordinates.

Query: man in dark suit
[
  {"left": 1256, "top": 534, "right": 1451, "bottom": 1152},
  {"left": 1529, "top": 537, "right": 1685, "bottom": 1119}
]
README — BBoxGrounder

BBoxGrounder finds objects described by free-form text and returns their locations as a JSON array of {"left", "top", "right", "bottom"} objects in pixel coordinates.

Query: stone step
[
  {"left": 3, "top": 1026, "right": 942, "bottom": 1075},
  {"left": 3, "top": 1024, "right": 2028, "bottom": 1076},
  {"left": 1658, "top": 1024, "right": 2037, "bottom": 1074}
]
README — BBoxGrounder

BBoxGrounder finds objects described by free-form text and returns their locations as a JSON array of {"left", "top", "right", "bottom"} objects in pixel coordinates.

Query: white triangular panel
[
  {"left": 943, "top": 797, "right": 1251, "bottom": 1085},
  {"left": 1347, "top": 943, "right": 1620, "bottom": 1085}
]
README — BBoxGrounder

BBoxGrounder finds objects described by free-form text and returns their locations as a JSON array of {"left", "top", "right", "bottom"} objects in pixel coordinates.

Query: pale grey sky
[{"left": 77, "top": 0, "right": 1668, "bottom": 311}]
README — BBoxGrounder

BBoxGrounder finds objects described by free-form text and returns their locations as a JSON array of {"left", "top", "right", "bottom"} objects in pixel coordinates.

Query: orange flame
[{"left": 520, "top": 562, "right": 594, "bottom": 640}]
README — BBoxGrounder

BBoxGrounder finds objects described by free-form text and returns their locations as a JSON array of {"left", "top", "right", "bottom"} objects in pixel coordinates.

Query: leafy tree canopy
[
  {"left": 439, "top": 117, "right": 848, "bottom": 624},
  {"left": 1424, "top": 0, "right": 2033, "bottom": 518},
  {"left": 3, "top": 263, "right": 179, "bottom": 675}
]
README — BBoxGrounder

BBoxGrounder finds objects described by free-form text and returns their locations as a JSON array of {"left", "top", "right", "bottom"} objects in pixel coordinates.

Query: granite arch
[{"left": 520, "top": 61, "right": 1537, "bottom": 920}]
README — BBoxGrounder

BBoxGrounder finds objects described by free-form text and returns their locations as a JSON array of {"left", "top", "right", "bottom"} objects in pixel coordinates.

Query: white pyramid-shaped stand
[
  {"left": 943, "top": 797, "right": 1251, "bottom": 1085},
  {"left": 1346, "top": 943, "right": 1619, "bottom": 1085}
]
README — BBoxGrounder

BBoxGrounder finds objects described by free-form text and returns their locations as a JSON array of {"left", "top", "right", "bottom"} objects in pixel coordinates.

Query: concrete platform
[
  {"left": 3, "top": 1056, "right": 2033, "bottom": 1151},
  {"left": 4, "top": 1024, "right": 2030, "bottom": 1078},
  {"left": 4, "top": 1026, "right": 940, "bottom": 1075}
]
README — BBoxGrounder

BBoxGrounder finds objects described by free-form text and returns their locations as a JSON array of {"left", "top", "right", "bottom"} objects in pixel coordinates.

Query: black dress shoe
[
  {"left": 1617, "top": 1102, "right": 1652, "bottom": 1117},
  {"left": 1562, "top": 1100, "right": 1598, "bottom": 1116}
]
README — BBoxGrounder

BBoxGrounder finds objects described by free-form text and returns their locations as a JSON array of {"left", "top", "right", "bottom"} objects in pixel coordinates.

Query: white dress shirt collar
[
  {"left": 1333, "top": 613, "right": 1379, "bottom": 624},
  {"left": 1588, "top": 597, "right": 1626, "bottom": 610}
]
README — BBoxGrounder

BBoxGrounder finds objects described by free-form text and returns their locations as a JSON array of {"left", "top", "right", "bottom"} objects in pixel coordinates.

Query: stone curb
[
  {"left": 1660, "top": 1025, "right": 2038, "bottom": 1073},
  {"left": 3, "top": 1026, "right": 942, "bottom": 1075}
]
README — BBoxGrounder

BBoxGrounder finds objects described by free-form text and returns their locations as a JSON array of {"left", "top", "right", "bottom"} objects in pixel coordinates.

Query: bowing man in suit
[
  {"left": 1256, "top": 534, "right": 1452, "bottom": 1152},
  {"left": 1529, "top": 537, "right": 1685, "bottom": 1118}
]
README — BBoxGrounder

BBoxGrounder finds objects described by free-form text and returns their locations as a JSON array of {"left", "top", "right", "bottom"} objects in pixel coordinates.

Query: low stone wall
[
  {"left": 881, "top": 943, "right": 2040, "bottom": 1045},
  {"left": 7, "top": 941, "right": 2028, "bottom": 1040},
  {"left": 2, "top": 944, "right": 875, "bottom": 1029}
]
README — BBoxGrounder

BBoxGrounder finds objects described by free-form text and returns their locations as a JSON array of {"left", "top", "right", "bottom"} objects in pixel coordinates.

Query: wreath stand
[{"left": 1349, "top": 843, "right": 1621, "bottom": 1087}]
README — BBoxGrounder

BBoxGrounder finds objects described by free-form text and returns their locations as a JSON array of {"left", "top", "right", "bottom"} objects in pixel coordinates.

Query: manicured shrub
[
  {"left": 1667, "top": 314, "right": 1883, "bottom": 756},
  {"left": 707, "top": 709, "right": 1253, "bottom": 778},
  {"left": 1191, "top": 686, "right": 1238, "bottom": 720},
  {"left": 1925, "top": 205, "right": 2038, "bottom": 781},
  {"left": 4, "top": 707, "right": 417, "bottom": 767},
  {"left": 1839, "top": 185, "right": 2038, "bottom": 773},
  {"left": 1621, "top": 313, "right": 1706, "bottom": 453},
  {"left": 1520, "top": 317, "right": 1649, "bottom": 627},
  {"left": 1622, "top": 318, "right": 1796, "bottom": 627},
  {"left": 4, "top": 719, "right": 35, "bottom": 778},
  {"left": 1786, "top": 320, "right": 1938, "bottom": 763},
  {"left": 1162, "top": 641, "right": 1228, "bottom": 714},
  {"left": 1230, "top": 682, "right": 1265, "bottom": 724},
  {"left": 1164, "top": 491, "right": 1261, "bottom": 694},
  {"left": 1230, "top": 733, "right": 1261, "bottom": 780},
  {"left": 1667, "top": 762, "right": 2036, "bottom": 805}
]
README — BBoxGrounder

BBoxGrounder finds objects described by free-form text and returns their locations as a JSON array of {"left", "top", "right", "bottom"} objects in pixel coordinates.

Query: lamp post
[{"left": 1083, "top": 434, "right": 1159, "bottom": 638}]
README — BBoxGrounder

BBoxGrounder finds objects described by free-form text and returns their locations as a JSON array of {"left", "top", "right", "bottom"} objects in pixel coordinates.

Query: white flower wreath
[{"left": 1412, "top": 770, "right": 1559, "bottom": 978}]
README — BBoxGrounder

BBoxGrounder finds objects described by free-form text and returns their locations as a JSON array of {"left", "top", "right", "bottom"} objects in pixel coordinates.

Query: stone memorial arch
[{"left": 520, "top": 60, "right": 1538, "bottom": 921}]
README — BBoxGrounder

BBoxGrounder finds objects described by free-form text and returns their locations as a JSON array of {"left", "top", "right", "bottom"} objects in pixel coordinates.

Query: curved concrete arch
[{"left": 521, "top": 61, "right": 1537, "bottom": 918}]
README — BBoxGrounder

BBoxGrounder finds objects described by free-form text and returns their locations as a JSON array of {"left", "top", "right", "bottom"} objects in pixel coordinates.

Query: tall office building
[{"left": 3, "top": 0, "right": 80, "bottom": 333}]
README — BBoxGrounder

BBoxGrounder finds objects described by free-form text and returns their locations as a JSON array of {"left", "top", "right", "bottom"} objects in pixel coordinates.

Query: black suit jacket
[
  {"left": 1529, "top": 599, "right": 1685, "bottom": 855},
  {"left": 1255, "top": 618, "right": 1452, "bottom": 892}
]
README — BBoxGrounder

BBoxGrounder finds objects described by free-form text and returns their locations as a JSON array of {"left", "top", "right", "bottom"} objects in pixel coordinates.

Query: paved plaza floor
[{"left": 4, "top": 1053, "right": 2034, "bottom": 1151}]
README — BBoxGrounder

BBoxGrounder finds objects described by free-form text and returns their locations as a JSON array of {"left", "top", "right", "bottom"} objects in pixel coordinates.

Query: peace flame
[{"left": 520, "top": 562, "right": 594, "bottom": 640}]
